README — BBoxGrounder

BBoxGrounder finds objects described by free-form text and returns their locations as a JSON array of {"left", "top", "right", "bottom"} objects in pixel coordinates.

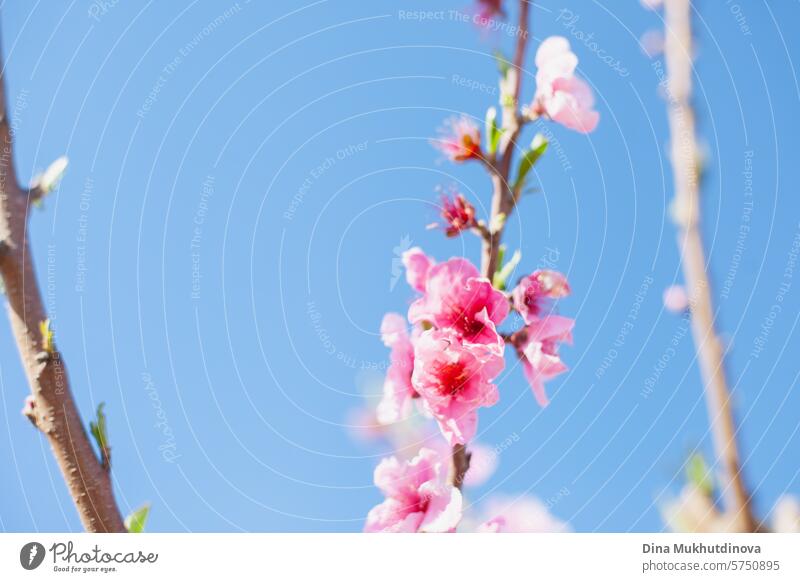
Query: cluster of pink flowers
[
  {"left": 376, "top": 249, "right": 574, "bottom": 443},
  {"left": 365, "top": 31, "right": 591, "bottom": 534}
]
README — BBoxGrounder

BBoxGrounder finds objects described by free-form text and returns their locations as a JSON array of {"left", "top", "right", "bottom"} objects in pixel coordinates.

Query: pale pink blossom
[
  {"left": 512, "top": 270, "right": 571, "bottom": 324},
  {"left": 640, "top": 29, "right": 664, "bottom": 58},
  {"left": 376, "top": 313, "right": 418, "bottom": 424},
  {"left": 409, "top": 258, "right": 509, "bottom": 351},
  {"left": 402, "top": 247, "right": 434, "bottom": 293},
  {"left": 431, "top": 116, "right": 482, "bottom": 162},
  {"left": 412, "top": 329, "right": 504, "bottom": 445},
  {"left": 533, "top": 36, "right": 599, "bottom": 133},
  {"left": 663, "top": 285, "right": 689, "bottom": 313},
  {"left": 520, "top": 315, "right": 574, "bottom": 407},
  {"left": 364, "top": 447, "right": 462, "bottom": 533},
  {"left": 477, "top": 495, "right": 570, "bottom": 532},
  {"left": 772, "top": 496, "right": 800, "bottom": 533},
  {"left": 346, "top": 406, "right": 388, "bottom": 443}
]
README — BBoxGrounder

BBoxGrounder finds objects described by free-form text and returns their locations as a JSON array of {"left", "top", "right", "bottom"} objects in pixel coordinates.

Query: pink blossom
[
  {"left": 402, "top": 247, "right": 434, "bottom": 293},
  {"left": 439, "top": 191, "right": 477, "bottom": 238},
  {"left": 475, "top": 0, "right": 504, "bottom": 23},
  {"left": 533, "top": 36, "right": 599, "bottom": 133},
  {"left": 478, "top": 495, "right": 570, "bottom": 532},
  {"left": 412, "top": 330, "right": 504, "bottom": 445},
  {"left": 409, "top": 258, "right": 509, "bottom": 351},
  {"left": 346, "top": 406, "right": 388, "bottom": 443},
  {"left": 663, "top": 285, "right": 689, "bottom": 313},
  {"left": 640, "top": 29, "right": 664, "bottom": 58},
  {"left": 376, "top": 313, "right": 418, "bottom": 424},
  {"left": 512, "top": 270, "right": 571, "bottom": 324},
  {"left": 520, "top": 315, "right": 574, "bottom": 407},
  {"left": 432, "top": 116, "right": 482, "bottom": 162},
  {"left": 364, "top": 447, "right": 463, "bottom": 533}
]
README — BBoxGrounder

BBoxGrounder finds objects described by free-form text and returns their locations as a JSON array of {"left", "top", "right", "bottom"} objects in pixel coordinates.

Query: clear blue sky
[{"left": 1, "top": 0, "right": 798, "bottom": 532}]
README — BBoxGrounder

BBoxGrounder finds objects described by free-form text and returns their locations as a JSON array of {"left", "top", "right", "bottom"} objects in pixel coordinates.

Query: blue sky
[{"left": 1, "top": 0, "right": 798, "bottom": 532}]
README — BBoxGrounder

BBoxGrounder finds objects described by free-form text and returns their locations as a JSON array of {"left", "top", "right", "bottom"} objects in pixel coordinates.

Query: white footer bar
[{"left": 2, "top": 533, "right": 798, "bottom": 580}]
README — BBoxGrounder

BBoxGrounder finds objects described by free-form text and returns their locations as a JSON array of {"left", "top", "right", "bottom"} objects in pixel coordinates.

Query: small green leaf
[
  {"left": 125, "top": 504, "right": 151, "bottom": 533},
  {"left": 495, "top": 245, "right": 506, "bottom": 275},
  {"left": 493, "top": 248, "right": 522, "bottom": 291},
  {"left": 685, "top": 453, "right": 713, "bottom": 496},
  {"left": 485, "top": 107, "right": 502, "bottom": 155},
  {"left": 31, "top": 156, "right": 69, "bottom": 195},
  {"left": 89, "top": 403, "right": 110, "bottom": 467},
  {"left": 513, "top": 134, "right": 549, "bottom": 193},
  {"left": 494, "top": 50, "right": 511, "bottom": 77}
]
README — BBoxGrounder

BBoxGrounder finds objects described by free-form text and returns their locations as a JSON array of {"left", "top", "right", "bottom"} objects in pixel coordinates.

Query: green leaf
[
  {"left": 685, "top": 453, "right": 713, "bottom": 496},
  {"left": 125, "top": 504, "right": 151, "bottom": 533},
  {"left": 493, "top": 50, "right": 511, "bottom": 77},
  {"left": 89, "top": 403, "right": 109, "bottom": 463},
  {"left": 513, "top": 134, "right": 549, "bottom": 193},
  {"left": 485, "top": 107, "right": 502, "bottom": 155},
  {"left": 495, "top": 245, "right": 506, "bottom": 275},
  {"left": 493, "top": 248, "right": 522, "bottom": 291}
]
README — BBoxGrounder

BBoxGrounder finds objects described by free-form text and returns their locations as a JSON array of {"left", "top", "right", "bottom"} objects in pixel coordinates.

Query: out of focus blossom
[
  {"left": 640, "top": 0, "right": 663, "bottom": 11},
  {"left": 661, "top": 485, "right": 740, "bottom": 532},
  {"left": 663, "top": 284, "right": 689, "bottom": 313},
  {"left": 476, "top": 0, "right": 504, "bottom": 20},
  {"left": 462, "top": 442, "right": 499, "bottom": 487},
  {"left": 431, "top": 116, "right": 482, "bottom": 162},
  {"left": 477, "top": 495, "right": 570, "bottom": 532},
  {"left": 772, "top": 496, "right": 800, "bottom": 533},
  {"left": 640, "top": 29, "right": 664, "bottom": 58},
  {"left": 364, "top": 448, "right": 462, "bottom": 533},
  {"left": 376, "top": 313, "right": 418, "bottom": 424},
  {"left": 532, "top": 36, "right": 599, "bottom": 133}
]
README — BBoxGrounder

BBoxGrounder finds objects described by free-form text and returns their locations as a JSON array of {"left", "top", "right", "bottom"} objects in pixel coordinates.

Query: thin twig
[
  {"left": 662, "top": 0, "right": 756, "bottom": 532},
  {"left": 0, "top": 33, "right": 126, "bottom": 531}
]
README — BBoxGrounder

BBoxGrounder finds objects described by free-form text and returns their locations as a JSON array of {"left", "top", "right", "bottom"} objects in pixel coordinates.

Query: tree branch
[
  {"left": 454, "top": 0, "right": 532, "bottom": 490},
  {"left": 0, "top": 37, "right": 125, "bottom": 532},
  {"left": 662, "top": 0, "right": 756, "bottom": 532}
]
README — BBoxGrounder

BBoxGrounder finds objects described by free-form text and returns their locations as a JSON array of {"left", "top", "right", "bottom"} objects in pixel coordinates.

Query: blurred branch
[
  {"left": 0, "top": 32, "right": 125, "bottom": 531},
  {"left": 662, "top": 0, "right": 756, "bottom": 532}
]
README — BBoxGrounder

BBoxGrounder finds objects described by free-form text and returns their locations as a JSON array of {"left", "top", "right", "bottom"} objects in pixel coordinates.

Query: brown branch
[
  {"left": 0, "top": 43, "right": 125, "bottom": 531},
  {"left": 453, "top": 0, "right": 532, "bottom": 489},
  {"left": 662, "top": 0, "right": 756, "bottom": 532}
]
